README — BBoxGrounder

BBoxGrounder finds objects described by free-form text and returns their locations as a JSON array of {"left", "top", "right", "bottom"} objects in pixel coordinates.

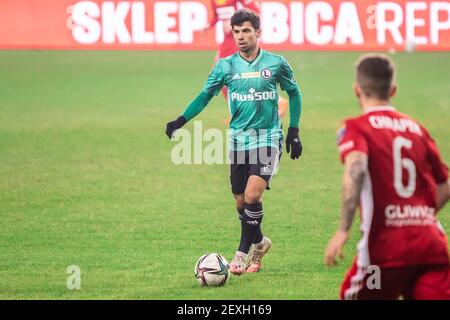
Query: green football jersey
[{"left": 201, "top": 49, "right": 299, "bottom": 151}]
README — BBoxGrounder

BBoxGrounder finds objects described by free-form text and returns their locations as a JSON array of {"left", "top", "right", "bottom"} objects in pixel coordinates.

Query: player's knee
[{"left": 244, "top": 189, "right": 262, "bottom": 204}]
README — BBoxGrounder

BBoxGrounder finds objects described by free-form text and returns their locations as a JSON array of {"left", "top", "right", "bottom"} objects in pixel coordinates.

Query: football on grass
[{"left": 194, "top": 253, "right": 230, "bottom": 287}]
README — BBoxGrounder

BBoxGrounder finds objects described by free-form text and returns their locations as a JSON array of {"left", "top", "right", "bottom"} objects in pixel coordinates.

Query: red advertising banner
[{"left": 0, "top": 0, "right": 449, "bottom": 50}]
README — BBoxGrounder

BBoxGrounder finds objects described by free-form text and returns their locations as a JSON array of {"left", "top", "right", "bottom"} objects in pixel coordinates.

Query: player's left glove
[
  {"left": 166, "top": 116, "right": 187, "bottom": 139},
  {"left": 286, "top": 127, "right": 303, "bottom": 160}
]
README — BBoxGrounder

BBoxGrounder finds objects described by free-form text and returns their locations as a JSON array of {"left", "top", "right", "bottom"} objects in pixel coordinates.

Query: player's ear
[
  {"left": 256, "top": 28, "right": 261, "bottom": 38},
  {"left": 389, "top": 84, "right": 397, "bottom": 98},
  {"left": 353, "top": 83, "right": 361, "bottom": 98}
]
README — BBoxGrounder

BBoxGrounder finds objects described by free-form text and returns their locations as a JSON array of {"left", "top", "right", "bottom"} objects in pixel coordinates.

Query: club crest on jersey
[{"left": 261, "top": 68, "right": 272, "bottom": 79}]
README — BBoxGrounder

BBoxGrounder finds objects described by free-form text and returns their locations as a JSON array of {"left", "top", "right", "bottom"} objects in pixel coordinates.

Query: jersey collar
[
  {"left": 363, "top": 105, "right": 396, "bottom": 114},
  {"left": 238, "top": 48, "right": 264, "bottom": 66}
]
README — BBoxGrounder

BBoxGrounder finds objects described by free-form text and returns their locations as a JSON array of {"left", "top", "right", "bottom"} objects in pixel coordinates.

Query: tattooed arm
[
  {"left": 325, "top": 151, "right": 368, "bottom": 266},
  {"left": 339, "top": 151, "right": 368, "bottom": 231}
]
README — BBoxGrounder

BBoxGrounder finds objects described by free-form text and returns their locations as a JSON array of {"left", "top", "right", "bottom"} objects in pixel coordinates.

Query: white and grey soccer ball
[{"left": 194, "top": 253, "right": 230, "bottom": 287}]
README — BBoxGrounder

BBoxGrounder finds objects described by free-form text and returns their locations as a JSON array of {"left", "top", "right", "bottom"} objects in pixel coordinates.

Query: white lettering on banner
[
  {"left": 334, "top": 2, "right": 364, "bottom": 44},
  {"left": 155, "top": 2, "right": 178, "bottom": 44},
  {"left": 72, "top": 1, "right": 101, "bottom": 44},
  {"left": 102, "top": 2, "right": 131, "bottom": 44},
  {"left": 288, "top": 1, "right": 363, "bottom": 45},
  {"left": 430, "top": 2, "right": 450, "bottom": 44},
  {"left": 290, "top": 2, "right": 304, "bottom": 44},
  {"left": 406, "top": 2, "right": 427, "bottom": 45},
  {"left": 375, "top": 1, "right": 450, "bottom": 45},
  {"left": 179, "top": 2, "right": 207, "bottom": 43},
  {"left": 366, "top": 5, "right": 377, "bottom": 30},
  {"left": 377, "top": 2, "right": 404, "bottom": 44},
  {"left": 132, "top": 2, "right": 154, "bottom": 43},
  {"left": 68, "top": 1, "right": 450, "bottom": 47},
  {"left": 305, "top": 2, "right": 334, "bottom": 45},
  {"left": 261, "top": 2, "right": 289, "bottom": 44},
  {"left": 70, "top": 1, "right": 206, "bottom": 44}
]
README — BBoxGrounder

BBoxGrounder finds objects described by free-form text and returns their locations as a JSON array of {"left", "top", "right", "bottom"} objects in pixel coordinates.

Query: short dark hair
[
  {"left": 356, "top": 54, "right": 396, "bottom": 100},
  {"left": 231, "top": 8, "right": 260, "bottom": 30}
]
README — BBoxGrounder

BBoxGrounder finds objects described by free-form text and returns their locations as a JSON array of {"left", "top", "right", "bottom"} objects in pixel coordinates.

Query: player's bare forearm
[
  {"left": 340, "top": 151, "right": 368, "bottom": 232},
  {"left": 436, "top": 179, "right": 450, "bottom": 213},
  {"left": 324, "top": 151, "right": 367, "bottom": 267}
]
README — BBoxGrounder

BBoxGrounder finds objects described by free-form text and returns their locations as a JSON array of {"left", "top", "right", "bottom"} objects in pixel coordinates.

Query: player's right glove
[
  {"left": 286, "top": 127, "right": 303, "bottom": 160},
  {"left": 166, "top": 116, "right": 187, "bottom": 139}
]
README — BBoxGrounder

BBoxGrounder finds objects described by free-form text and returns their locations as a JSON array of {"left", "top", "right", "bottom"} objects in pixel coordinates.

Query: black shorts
[{"left": 229, "top": 147, "right": 282, "bottom": 195}]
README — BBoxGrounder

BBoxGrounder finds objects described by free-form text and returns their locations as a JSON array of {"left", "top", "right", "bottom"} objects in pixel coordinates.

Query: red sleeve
[
  {"left": 240, "top": 0, "right": 260, "bottom": 13},
  {"left": 422, "top": 127, "right": 449, "bottom": 184},
  {"left": 336, "top": 119, "right": 369, "bottom": 164}
]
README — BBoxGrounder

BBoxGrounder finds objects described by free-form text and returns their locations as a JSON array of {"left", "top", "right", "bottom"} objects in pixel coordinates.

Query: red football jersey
[
  {"left": 337, "top": 106, "right": 449, "bottom": 268},
  {"left": 209, "top": 0, "right": 260, "bottom": 58}
]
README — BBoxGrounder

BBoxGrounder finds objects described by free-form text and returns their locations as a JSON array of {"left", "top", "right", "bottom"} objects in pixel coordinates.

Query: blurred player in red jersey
[
  {"left": 325, "top": 54, "right": 450, "bottom": 300},
  {"left": 203, "top": 0, "right": 289, "bottom": 121}
]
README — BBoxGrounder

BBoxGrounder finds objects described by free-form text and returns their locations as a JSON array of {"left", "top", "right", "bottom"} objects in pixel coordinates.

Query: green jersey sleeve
[
  {"left": 201, "top": 60, "right": 227, "bottom": 96},
  {"left": 278, "top": 57, "right": 297, "bottom": 92}
]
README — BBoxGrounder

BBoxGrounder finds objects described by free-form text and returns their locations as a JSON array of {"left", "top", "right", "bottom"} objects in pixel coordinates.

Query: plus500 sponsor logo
[{"left": 230, "top": 90, "right": 276, "bottom": 102}]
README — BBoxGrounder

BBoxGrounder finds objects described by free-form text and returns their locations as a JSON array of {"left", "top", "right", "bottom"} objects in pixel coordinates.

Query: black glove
[
  {"left": 166, "top": 116, "right": 187, "bottom": 139},
  {"left": 286, "top": 127, "right": 303, "bottom": 160}
]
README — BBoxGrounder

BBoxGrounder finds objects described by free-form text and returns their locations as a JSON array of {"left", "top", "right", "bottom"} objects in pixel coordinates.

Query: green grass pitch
[{"left": 0, "top": 50, "right": 449, "bottom": 299}]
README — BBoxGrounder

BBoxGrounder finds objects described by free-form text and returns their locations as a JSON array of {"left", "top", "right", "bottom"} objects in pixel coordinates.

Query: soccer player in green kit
[{"left": 166, "top": 9, "right": 303, "bottom": 275}]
